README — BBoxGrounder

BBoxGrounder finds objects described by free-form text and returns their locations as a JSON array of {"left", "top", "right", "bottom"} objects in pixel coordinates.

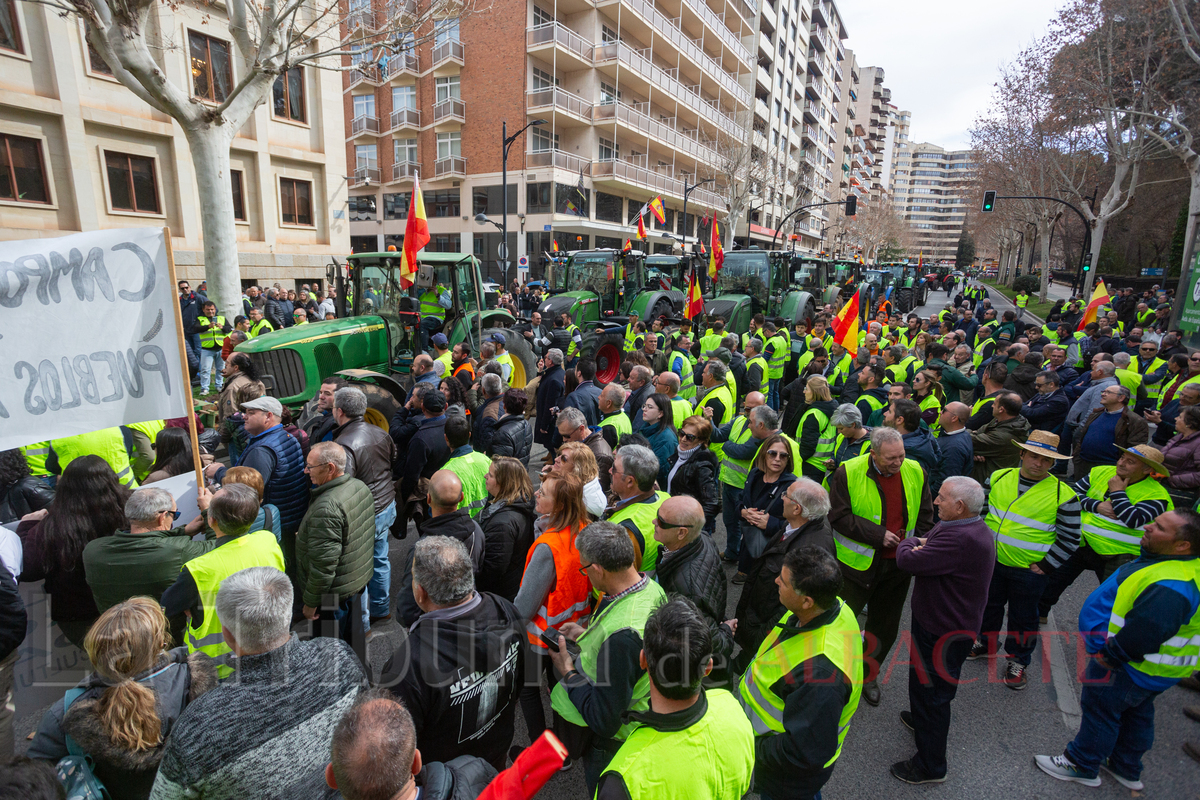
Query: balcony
[
  {"left": 346, "top": 8, "right": 376, "bottom": 34},
  {"left": 388, "top": 107, "right": 421, "bottom": 133},
  {"left": 527, "top": 87, "right": 593, "bottom": 125},
  {"left": 383, "top": 51, "right": 418, "bottom": 82},
  {"left": 802, "top": 100, "right": 818, "bottom": 122},
  {"left": 350, "top": 113, "right": 380, "bottom": 140},
  {"left": 347, "top": 65, "right": 382, "bottom": 89},
  {"left": 434, "top": 156, "right": 467, "bottom": 178},
  {"left": 592, "top": 101, "right": 721, "bottom": 166},
  {"left": 391, "top": 161, "right": 419, "bottom": 182},
  {"left": 386, "top": 0, "right": 416, "bottom": 21},
  {"left": 590, "top": 158, "right": 723, "bottom": 209},
  {"left": 807, "top": 52, "right": 824, "bottom": 77},
  {"left": 526, "top": 22, "right": 594, "bottom": 70},
  {"left": 526, "top": 148, "right": 590, "bottom": 173},
  {"left": 432, "top": 97, "right": 466, "bottom": 129},
  {"left": 802, "top": 124, "right": 818, "bottom": 144},
  {"left": 431, "top": 38, "right": 464, "bottom": 76},
  {"left": 680, "top": 0, "right": 753, "bottom": 65},
  {"left": 351, "top": 166, "right": 380, "bottom": 187},
  {"left": 829, "top": 104, "right": 839, "bottom": 123},
  {"left": 811, "top": 0, "right": 826, "bottom": 24},
  {"left": 809, "top": 25, "right": 829, "bottom": 52}
]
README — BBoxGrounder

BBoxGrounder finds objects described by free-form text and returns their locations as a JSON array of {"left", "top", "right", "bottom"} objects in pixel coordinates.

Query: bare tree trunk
[
  {"left": 1038, "top": 217, "right": 1052, "bottom": 303},
  {"left": 1083, "top": 215, "right": 1109, "bottom": 298},
  {"left": 184, "top": 126, "right": 241, "bottom": 321}
]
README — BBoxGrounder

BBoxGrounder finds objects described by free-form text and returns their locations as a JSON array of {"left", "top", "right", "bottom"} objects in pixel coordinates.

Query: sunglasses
[
  {"left": 655, "top": 515, "right": 685, "bottom": 529},
  {"left": 766, "top": 450, "right": 788, "bottom": 459},
  {"left": 681, "top": 432, "right": 698, "bottom": 442},
  {"left": 165, "top": 509, "right": 181, "bottom": 521}
]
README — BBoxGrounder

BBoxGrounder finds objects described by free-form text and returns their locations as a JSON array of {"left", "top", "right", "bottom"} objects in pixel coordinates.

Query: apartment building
[
  {"left": 831, "top": 61, "right": 889, "bottom": 204},
  {"left": 0, "top": 0, "right": 349, "bottom": 287},
  {"left": 889, "top": 140, "right": 973, "bottom": 262},
  {"left": 342, "top": 0, "right": 746, "bottom": 282}
]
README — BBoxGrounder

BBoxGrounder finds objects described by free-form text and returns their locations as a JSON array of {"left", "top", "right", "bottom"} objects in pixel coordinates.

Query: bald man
[
  {"left": 652, "top": 495, "right": 734, "bottom": 674},
  {"left": 412, "top": 353, "right": 438, "bottom": 386},
  {"left": 599, "top": 382, "right": 633, "bottom": 449},
  {"left": 396, "top": 469, "right": 485, "bottom": 626},
  {"left": 937, "top": 401, "right": 974, "bottom": 479}
]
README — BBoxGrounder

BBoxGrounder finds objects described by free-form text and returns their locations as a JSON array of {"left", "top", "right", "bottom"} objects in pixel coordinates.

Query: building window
[
  {"left": 596, "top": 236, "right": 622, "bottom": 250},
  {"left": 601, "top": 24, "right": 618, "bottom": 44},
  {"left": 599, "top": 137, "right": 619, "bottom": 162},
  {"left": 230, "top": 169, "right": 246, "bottom": 220},
  {"left": 428, "top": 189, "right": 460, "bottom": 217},
  {"left": 429, "top": 234, "right": 461, "bottom": 252},
  {"left": 351, "top": 235, "right": 378, "bottom": 253},
  {"left": 87, "top": 40, "right": 113, "bottom": 75},
  {"left": 1, "top": 0, "right": 22, "bottom": 53},
  {"left": 595, "top": 191, "right": 622, "bottom": 223},
  {"left": 188, "top": 31, "right": 233, "bottom": 103},
  {"left": 352, "top": 94, "right": 375, "bottom": 120},
  {"left": 533, "top": 5, "right": 553, "bottom": 25},
  {"left": 273, "top": 67, "right": 305, "bottom": 123},
  {"left": 105, "top": 151, "right": 159, "bottom": 214},
  {"left": 395, "top": 137, "right": 417, "bottom": 164},
  {"left": 0, "top": 134, "right": 49, "bottom": 204},
  {"left": 473, "top": 184, "right": 518, "bottom": 216},
  {"left": 600, "top": 82, "right": 619, "bottom": 106},
  {"left": 280, "top": 177, "right": 313, "bottom": 226},
  {"left": 393, "top": 85, "right": 416, "bottom": 109},
  {"left": 434, "top": 18, "right": 459, "bottom": 45},
  {"left": 436, "top": 131, "right": 461, "bottom": 160},
  {"left": 532, "top": 67, "right": 557, "bottom": 90},
  {"left": 555, "top": 183, "right": 588, "bottom": 216},
  {"left": 435, "top": 75, "right": 460, "bottom": 102},
  {"left": 531, "top": 127, "right": 558, "bottom": 153},
  {"left": 348, "top": 195, "right": 377, "bottom": 221},
  {"left": 527, "top": 182, "right": 552, "bottom": 214},
  {"left": 384, "top": 192, "right": 411, "bottom": 219},
  {"left": 356, "top": 143, "right": 378, "bottom": 171}
]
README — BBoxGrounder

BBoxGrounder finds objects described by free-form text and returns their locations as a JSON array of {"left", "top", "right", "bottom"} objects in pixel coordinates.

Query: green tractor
[
  {"left": 536, "top": 248, "right": 684, "bottom": 383},
  {"left": 235, "top": 251, "right": 537, "bottom": 420},
  {"left": 704, "top": 249, "right": 822, "bottom": 337},
  {"left": 876, "top": 261, "right": 931, "bottom": 313}
]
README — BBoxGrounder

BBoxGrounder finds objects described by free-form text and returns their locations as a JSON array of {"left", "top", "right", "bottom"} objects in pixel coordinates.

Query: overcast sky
[{"left": 834, "top": 0, "right": 1060, "bottom": 150}]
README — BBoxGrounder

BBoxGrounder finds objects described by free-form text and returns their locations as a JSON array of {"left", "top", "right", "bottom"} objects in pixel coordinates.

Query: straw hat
[
  {"left": 1013, "top": 430, "right": 1071, "bottom": 460},
  {"left": 1115, "top": 444, "right": 1171, "bottom": 478}
]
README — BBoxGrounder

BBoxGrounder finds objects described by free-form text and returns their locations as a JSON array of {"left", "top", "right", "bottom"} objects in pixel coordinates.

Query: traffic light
[
  {"left": 1083, "top": 259, "right": 1091, "bottom": 273},
  {"left": 982, "top": 191, "right": 996, "bottom": 212},
  {"left": 845, "top": 195, "right": 857, "bottom": 216}
]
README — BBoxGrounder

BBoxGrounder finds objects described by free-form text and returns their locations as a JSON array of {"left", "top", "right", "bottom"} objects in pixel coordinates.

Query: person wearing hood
[
  {"left": 886, "top": 399, "right": 944, "bottom": 498},
  {"left": 478, "top": 457, "right": 536, "bottom": 601},
  {"left": 636, "top": 393, "right": 679, "bottom": 488},
  {"left": 396, "top": 470, "right": 484, "bottom": 627},
  {"left": 971, "top": 392, "right": 1031, "bottom": 484},
  {"left": 488, "top": 389, "right": 534, "bottom": 467},
  {"left": 380, "top": 536, "right": 523, "bottom": 771},
  {"left": 28, "top": 599, "right": 218, "bottom": 800},
  {"left": 796, "top": 376, "right": 839, "bottom": 482}
]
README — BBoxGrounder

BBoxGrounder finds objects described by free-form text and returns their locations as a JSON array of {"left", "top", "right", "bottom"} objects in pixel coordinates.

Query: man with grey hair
[
  {"left": 599, "top": 382, "right": 634, "bottom": 449},
  {"left": 545, "top": 347, "right": 564, "bottom": 366},
  {"left": 827, "top": 424, "right": 934, "bottom": 707},
  {"left": 699, "top": 360, "right": 733, "bottom": 425},
  {"left": 473, "top": 372, "right": 505, "bottom": 454},
  {"left": 333, "top": 385, "right": 397, "bottom": 627},
  {"left": 379, "top": 536, "right": 523, "bottom": 770},
  {"left": 1066, "top": 359, "right": 1119, "bottom": 430},
  {"left": 734, "top": 478, "right": 835, "bottom": 669},
  {"left": 152, "top": 566, "right": 367, "bottom": 800},
  {"left": 892, "top": 476, "right": 995, "bottom": 784},
  {"left": 605, "top": 444, "right": 668, "bottom": 572},
  {"left": 1073, "top": 382, "right": 1149, "bottom": 479},
  {"left": 828, "top": 402, "right": 871, "bottom": 475},
  {"left": 547, "top": 521, "right": 667, "bottom": 791},
  {"left": 624, "top": 364, "right": 655, "bottom": 429},
  {"left": 294, "top": 441, "right": 374, "bottom": 654},
  {"left": 161, "top": 484, "right": 286, "bottom": 673},
  {"left": 83, "top": 486, "right": 218, "bottom": 640}
]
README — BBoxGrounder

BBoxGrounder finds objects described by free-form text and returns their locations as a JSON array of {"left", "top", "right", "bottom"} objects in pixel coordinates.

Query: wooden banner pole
[{"left": 162, "top": 227, "right": 205, "bottom": 489}]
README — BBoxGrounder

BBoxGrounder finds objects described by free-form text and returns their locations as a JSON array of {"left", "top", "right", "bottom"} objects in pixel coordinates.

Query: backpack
[{"left": 55, "top": 688, "right": 109, "bottom": 800}]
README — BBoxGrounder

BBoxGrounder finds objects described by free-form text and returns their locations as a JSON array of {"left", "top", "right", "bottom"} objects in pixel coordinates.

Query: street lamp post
[
  {"left": 498, "top": 118, "right": 547, "bottom": 288},
  {"left": 682, "top": 178, "right": 716, "bottom": 252}
]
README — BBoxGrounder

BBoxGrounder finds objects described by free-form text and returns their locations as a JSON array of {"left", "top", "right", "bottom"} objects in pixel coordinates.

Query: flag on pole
[
  {"left": 917, "top": 252, "right": 923, "bottom": 269},
  {"left": 624, "top": 238, "right": 632, "bottom": 252},
  {"left": 1077, "top": 279, "right": 1111, "bottom": 331},
  {"left": 685, "top": 263, "right": 703, "bottom": 319},
  {"left": 709, "top": 217, "right": 724, "bottom": 280},
  {"left": 832, "top": 289, "right": 861, "bottom": 357},
  {"left": 551, "top": 239, "right": 559, "bottom": 253},
  {"left": 399, "top": 176, "right": 430, "bottom": 289},
  {"left": 637, "top": 214, "right": 648, "bottom": 239},
  {"left": 649, "top": 196, "right": 666, "bottom": 224}
]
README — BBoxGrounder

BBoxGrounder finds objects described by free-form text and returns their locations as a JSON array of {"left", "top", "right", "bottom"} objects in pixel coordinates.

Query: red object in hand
[{"left": 475, "top": 731, "right": 569, "bottom": 800}]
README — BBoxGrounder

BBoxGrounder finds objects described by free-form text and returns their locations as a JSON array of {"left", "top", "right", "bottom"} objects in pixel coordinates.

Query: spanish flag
[
  {"left": 685, "top": 263, "right": 703, "bottom": 319},
  {"left": 1077, "top": 279, "right": 1111, "bottom": 331},
  {"left": 400, "top": 176, "right": 430, "bottom": 289},
  {"left": 649, "top": 196, "right": 666, "bottom": 224},
  {"left": 832, "top": 289, "right": 860, "bottom": 356},
  {"left": 551, "top": 239, "right": 559, "bottom": 253},
  {"left": 709, "top": 217, "right": 724, "bottom": 280},
  {"left": 637, "top": 214, "right": 648, "bottom": 239}
]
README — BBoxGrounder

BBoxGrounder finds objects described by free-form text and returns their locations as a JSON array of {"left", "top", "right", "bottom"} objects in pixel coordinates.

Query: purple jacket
[
  {"left": 895, "top": 515, "right": 996, "bottom": 637},
  {"left": 1162, "top": 431, "right": 1200, "bottom": 491}
]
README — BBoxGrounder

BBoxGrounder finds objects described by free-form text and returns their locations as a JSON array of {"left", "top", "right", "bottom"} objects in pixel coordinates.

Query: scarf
[{"left": 667, "top": 444, "right": 698, "bottom": 493}]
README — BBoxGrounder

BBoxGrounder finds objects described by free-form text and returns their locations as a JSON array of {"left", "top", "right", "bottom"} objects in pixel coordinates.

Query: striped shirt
[
  {"left": 1071, "top": 474, "right": 1170, "bottom": 530},
  {"left": 983, "top": 472, "right": 1082, "bottom": 570}
]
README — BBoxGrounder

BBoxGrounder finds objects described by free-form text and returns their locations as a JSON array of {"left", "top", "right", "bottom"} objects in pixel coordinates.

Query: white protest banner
[
  {"left": 152, "top": 470, "right": 202, "bottom": 529},
  {"left": 0, "top": 227, "right": 187, "bottom": 451}
]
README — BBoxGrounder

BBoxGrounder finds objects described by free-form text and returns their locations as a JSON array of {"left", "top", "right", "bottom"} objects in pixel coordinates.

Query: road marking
[{"left": 1046, "top": 609, "right": 1082, "bottom": 734}]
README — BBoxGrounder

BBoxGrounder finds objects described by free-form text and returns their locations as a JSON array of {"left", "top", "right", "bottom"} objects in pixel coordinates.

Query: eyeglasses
[
  {"left": 766, "top": 450, "right": 788, "bottom": 459},
  {"left": 680, "top": 432, "right": 698, "bottom": 442},
  {"left": 578, "top": 562, "right": 593, "bottom": 576},
  {"left": 164, "top": 509, "right": 181, "bottom": 521},
  {"left": 655, "top": 515, "right": 685, "bottom": 529}
]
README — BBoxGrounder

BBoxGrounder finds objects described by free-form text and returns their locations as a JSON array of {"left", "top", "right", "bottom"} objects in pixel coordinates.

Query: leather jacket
[
  {"left": 334, "top": 418, "right": 397, "bottom": 512},
  {"left": 0, "top": 476, "right": 54, "bottom": 525}
]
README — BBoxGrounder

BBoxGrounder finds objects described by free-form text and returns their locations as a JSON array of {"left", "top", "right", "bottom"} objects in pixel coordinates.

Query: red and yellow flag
[
  {"left": 649, "top": 196, "right": 666, "bottom": 224},
  {"left": 1077, "top": 279, "right": 1111, "bottom": 331},
  {"left": 400, "top": 176, "right": 430, "bottom": 289},
  {"left": 637, "top": 214, "right": 648, "bottom": 239},
  {"left": 708, "top": 217, "right": 724, "bottom": 280},
  {"left": 624, "top": 238, "right": 632, "bottom": 252},
  {"left": 685, "top": 263, "right": 703, "bottom": 319},
  {"left": 551, "top": 239, "right": 559, "bottom": 253},
  {"left": 832, "top": 289, "right": 860, "bottom": 357}
]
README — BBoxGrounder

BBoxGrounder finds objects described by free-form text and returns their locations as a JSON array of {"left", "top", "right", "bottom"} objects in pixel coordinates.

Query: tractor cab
[{"left": 715, "top": 249, "right": 773, "bottom": 316}]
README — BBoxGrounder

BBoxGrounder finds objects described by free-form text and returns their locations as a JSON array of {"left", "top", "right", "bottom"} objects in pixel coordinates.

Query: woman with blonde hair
[
  {"left": 221, "top": 466, "right": 282, "bottom": 542},
  {"left": 514, "top": 473, "right": 592, "bottom": 746},
  {"left": 27, "top": 598, "right": 218, "bottom": 799},
  {"left": 479, "top": 456, "right": 536, "bottom": 600},
  {"left": 545, "top": 441, "right": 606, "bottom": 518},
  {"left": 796, "top": 375, "right": 838, "bottom": 482},
  {"left": 734, "top": 433, "right": 797, "bottom": 584}
]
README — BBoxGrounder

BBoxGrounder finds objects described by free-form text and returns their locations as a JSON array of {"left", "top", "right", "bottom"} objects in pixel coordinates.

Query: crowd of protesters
[{"left": 1, "top": 273, "right": 1199, "bottom": 799}]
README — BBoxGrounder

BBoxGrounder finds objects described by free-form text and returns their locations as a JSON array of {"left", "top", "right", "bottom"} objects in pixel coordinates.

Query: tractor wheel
[
  {"left": 583, "top": 329, "right": 627, "bottom": 385},
  {"left": 895, "top": 288, "right": 914, "bottom": 315},
  {"left": 488, "top": 327, "right": 538, "bottom": 389},
  {"left": 649, "top": 297, "right": 673, "bottom": 322},
  {"left": 352, "top": 381, "right": 404, "bottom": 432}
]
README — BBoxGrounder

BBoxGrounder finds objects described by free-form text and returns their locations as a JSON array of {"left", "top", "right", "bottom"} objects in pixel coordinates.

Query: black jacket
[
  {"left": 477, "top": 498, "right": 535, "bottom": 601},
  {"left": 263, "top": 295, "right": 288, "bottom": 329},
  {"left": 382, "top": 592, "right": 524, "bottom": 772},
  {"left": 0, "top": 568, "right": 26, "bottom": 661},
  {"left": 398, "top": 415, "right": 451, "bottom": 499},
  {"left": 624, "top": 382, "right": 653, "bottom": 430},
  {"left": 489, "top": 414, "right": 533, "bottom": 466},
  {"left": 1005, "top": 363, "right": 1041, "bottom": 403},
  {"left": 0, "top": 477, "right": 54, "bottom": 524},
  {"left": 665, "top": 447, "right": 720, "bottom": 525},
  {"left": 472, "top": 396, "right": 504, "bottom": 455},
  {"left": 654, "top": 536, "right": 733, "bottom": 667},
  {"left": 179, "top": 292, "right": 201, "bottom": 334},
  {"left": 534, "top": 365, "right": 566, "bottom": 445},
  {"left": 417, "top": 757, "right": 499, "bottom": 800},
  {"left": 562, "top": 380, "right": 602, "bottom": 427},
  {"left": 1021, "top": 388, "right": 1071, "bottom": 436},
  {"left": 397, "top": 510, "right": 484, "bottom": 626},
  {"left": 734, "top": 516, "right": 835, "bottom": 661}
]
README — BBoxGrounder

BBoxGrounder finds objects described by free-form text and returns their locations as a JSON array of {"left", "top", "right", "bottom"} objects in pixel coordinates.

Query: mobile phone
[{"left": 540, "top": 629, "right": 561, "bottom": 652}]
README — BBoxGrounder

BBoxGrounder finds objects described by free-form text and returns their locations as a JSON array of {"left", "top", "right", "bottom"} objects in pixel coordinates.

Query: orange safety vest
[
  {"left": 453, "top": 362, "right": 476, "bottom": 382},
  {"left": 523, "top": 524, "right": 592, "bottom": 649}
]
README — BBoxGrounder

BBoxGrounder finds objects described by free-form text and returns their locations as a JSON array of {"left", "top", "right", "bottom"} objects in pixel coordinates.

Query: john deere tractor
[
  {"left": 704, "top": 248, "right": 820, "bottom": 337},
  {"left": 236, "top": 251, "right": 536, "bottom": 421},
  {"left": 877, "top": 262, "right": 931, "bottom": 313},
  {"left": 536, "top": 248, "right": 682, "bottom": 383}
]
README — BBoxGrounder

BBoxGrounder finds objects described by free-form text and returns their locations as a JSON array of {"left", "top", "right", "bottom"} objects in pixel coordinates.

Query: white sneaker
[
  {"left": 1034, "top": 754, "right": 1101, "bottom": 787},
  {"left": 1099, "top": 760, "right": 1143, "bottom": 790}
]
